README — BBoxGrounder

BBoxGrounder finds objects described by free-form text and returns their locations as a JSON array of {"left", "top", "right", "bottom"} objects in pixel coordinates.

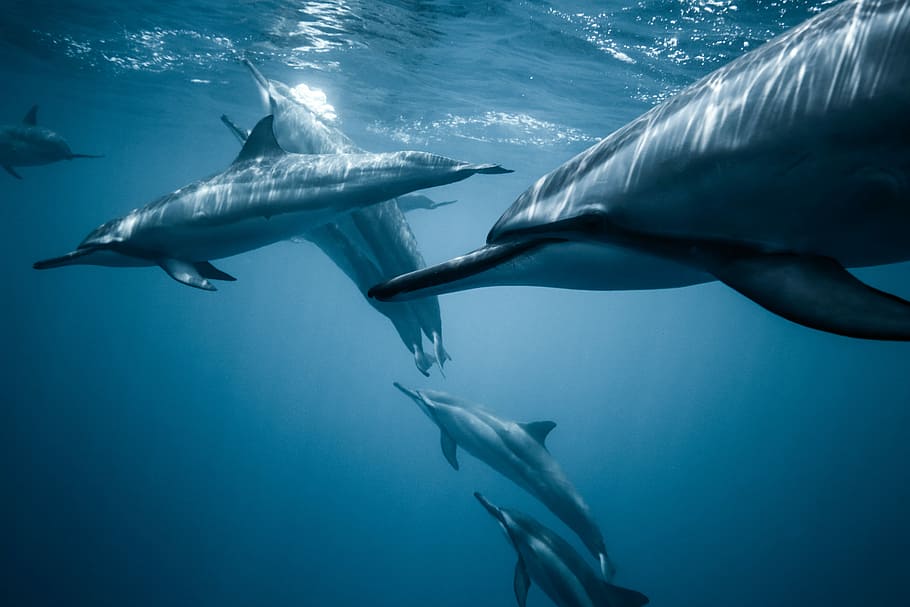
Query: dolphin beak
[
  {"left": 393, "top": 382, "right": 437, "bottom": 420},
  {"left": 474, "top": 492, "right": 502, "bottom": 520},
  {"left": 33, "top": 248, "right": 95, "bottom": 269}
]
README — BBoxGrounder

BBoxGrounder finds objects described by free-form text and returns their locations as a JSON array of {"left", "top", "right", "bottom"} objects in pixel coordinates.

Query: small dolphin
[
  {"left": 372, "top": 0, "right": 910, "bottom": 341},
  {"left": 0, "top": 105, "right": 101, "bottom": 179},
  {"left": 474, "top": 493, "right": 648, "bottom": 607},
  {"left": 394, "top": 383, "right": 616, "bottom": 581},
  {"left": 239, "top": 59, "right": 453, "bottom": 368},
  {"left": 33, "top": 115, "right": 510, "bottom": 290}
]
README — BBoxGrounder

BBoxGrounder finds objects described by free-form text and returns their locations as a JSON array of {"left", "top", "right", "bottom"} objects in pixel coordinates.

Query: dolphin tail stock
[
  {"left": 697, "top": 248, "right": 910, "bottom": 341},
  {"left": 368, "top": 239, "right": 553, "bottom": 302}
]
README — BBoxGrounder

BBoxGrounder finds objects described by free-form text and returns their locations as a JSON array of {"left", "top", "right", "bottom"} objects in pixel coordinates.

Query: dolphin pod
[
  {"left": 0, "top": 105, "right": 102, "bottom": 179},
  {"left": 32, "top": 115, "right": 510, "bottom": 289},
  {"left": 475, "top": 493, "right": 649, "bottom": 607},
  {"left": 227, "top": 60, "right": 453, "bottom": 374},
  {"left": 394, "top": 383, "right": 617, "bottom": 582},
  {"left": 370, "top": 0, "right": 910, "bottom": 342}
]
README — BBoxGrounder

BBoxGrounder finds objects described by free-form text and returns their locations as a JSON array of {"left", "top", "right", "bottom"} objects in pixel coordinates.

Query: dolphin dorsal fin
[
  {"left": 520, "top": 421, "right": 556, "bottom": 447},
  {"left": 23, "top": 105, "right": 38, "bottom": 125},
  {"left": 233, "top": 115, "right": 285, "bottom": 164}
]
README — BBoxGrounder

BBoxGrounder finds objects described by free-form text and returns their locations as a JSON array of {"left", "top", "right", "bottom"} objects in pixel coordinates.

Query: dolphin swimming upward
[
  {"left": 474, "top": 493, "right": 648, "bottom": 607},
  {"left": 394, "top": 383, "right": 617, "bottom": 582},
  {"left": 231, "top": 59, "right": 454, "bottom": 372},
  {"left": 33, "top": 115, "right": 510, "bottom": 290},
  {"left": 0, "top": 105, "right": 101, "bottom": 179},
  {"left": 372, "top": 0, "right": 910, "bottom": 341}
]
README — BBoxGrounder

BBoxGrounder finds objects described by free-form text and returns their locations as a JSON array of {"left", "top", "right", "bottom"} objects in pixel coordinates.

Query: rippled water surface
[{"left": 3, "top": 2, "right": 908, "bottom": 607}]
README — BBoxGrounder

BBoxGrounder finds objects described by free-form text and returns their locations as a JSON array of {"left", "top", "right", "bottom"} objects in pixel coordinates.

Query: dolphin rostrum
[
  {"left": 371, "top": 0, "right": 910, "bottom": 341},
  {"left": 233, "top": 61, "right": 453, "bottom": 371},
  {"left": 0, "top": 105, "right": 101, "bottom": 179},
  {"left": 474, "top": 493, "right": 649, "bottom": 607},
  {"left": 33, "top": 115, "right": 510, "bottom": 290},
  {"left": 240, "top": 59, "right": 454, "bottom": 367},
  {"left": 394, "top": 383, "right": 617, "bottom": 581}
]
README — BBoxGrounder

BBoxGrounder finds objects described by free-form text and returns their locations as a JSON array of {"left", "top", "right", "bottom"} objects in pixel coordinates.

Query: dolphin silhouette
[
  {"left": 0, "top": 105, "right": 101, "bottom": 179},
  {"left": 33, "top": 115, "right": 510, "bottom": 290},
  {"left": 371, "top": 0, "right": 910, "bottom": 341},
  {"left": 474, "top": 493, "right": 648, "bottom": 607},
  {"left": 395, "top": 383, "right": 617, "bottom": 581},
  {"left": 235, "top": 59, "right": 453, "bottom": 371}
]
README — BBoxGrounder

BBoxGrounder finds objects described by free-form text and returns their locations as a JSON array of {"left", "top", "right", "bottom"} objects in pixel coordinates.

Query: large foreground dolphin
[
  {"left": 394, "top": 383, "right": 616, "bottom": 581},
  {"left": 33, "top": 116, "right": 510, "bottom": 290},
  {"left": 474, "top": 493, "right": 648, "bottom": 607},
  {"left": 236, "top": 59, "right": 454, "bottom": 370},
  {"left": 0, "top": 105, "right": 101, "bottom": 179},
  {"left": 372, "top": 0, "right": 910, "bottom": 341}
]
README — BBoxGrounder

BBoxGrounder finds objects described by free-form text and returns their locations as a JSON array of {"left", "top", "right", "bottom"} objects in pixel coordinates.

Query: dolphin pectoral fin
[
  {"left": 4, "top": 165, "right": 22, "bottom": 179},
  {"left": 194, "top": 261, "right": 237, "bottom": 282},
  {"left": 440, "top": 430, "right": 459, "bottom": 470},
  {"left": 702, "top": 251, "right": 910, "bottom": 340},
  {"left": 368, "top": 240, "right": 551, "bottom": 301},
  {"left": 519, "top": 421, "right": 556, "bottom": 449},
  {"left": 67, "top": 153, "right": 104, "bottom": 160},
  {"left": 23, "top": 105, "right": 38, "bottom": 125},
  {"left": 602, "top": 582, "right": 650, "bottom": 607},
  {"left": 221, "top": 114, "right": 250, "bottom": 144},
  {"left": 513, "top": 558, "right": 531, "bottom": 607},
  {"left": 600, "top": 552, "right": 617, "bottom": 583},
  {"left": 158, "top": 259, "right": 217, "bottom": 291}
]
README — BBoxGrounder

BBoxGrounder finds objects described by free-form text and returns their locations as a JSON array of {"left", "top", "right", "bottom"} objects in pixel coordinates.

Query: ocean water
[{"left": 3, "top": 1, "right": 909, "bottom": 606}]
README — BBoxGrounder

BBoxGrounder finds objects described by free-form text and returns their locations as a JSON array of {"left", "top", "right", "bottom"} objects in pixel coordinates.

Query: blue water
[{"left": 3, "top": 1, "right": 909, "bottom": 605}]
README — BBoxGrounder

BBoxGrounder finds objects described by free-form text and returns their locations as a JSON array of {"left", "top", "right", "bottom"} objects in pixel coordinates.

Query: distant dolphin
[
  {"left": 474, "top": 493, "right": 649, "bottom": 607},
  {"left": 33, "top": 115, "right": 510, "bottom": 290},
  {"left": 238, "top": 58, "right": 453, "bottom": 368},
  {"left": 395, "top": 383, "right": 616, "bottom": 581},
  {"left": 372, "top": 0, "right": 910, "bottom": 341},
  {"left": 0, "top": 105, "right": 101, "bottom": 179}
]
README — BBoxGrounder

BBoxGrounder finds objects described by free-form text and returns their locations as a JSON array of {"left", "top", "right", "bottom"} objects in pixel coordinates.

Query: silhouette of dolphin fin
[
  {"left": 3, "top": 165, "right": 22, "bottom": 179},
  {"left": 23, "top": 105, "right": 37, "bottom": 125},
  {"left": 233, "top": 115, "right": 285, "bottom": 164},
  {"left": 519, "top": 421, "right": 556, "bottom": 448},
  {"left": 159, "top": 258, "right": 216, "bottom": 291},
  {"left": 514, "top": 558, "right": 530, "bottom": 607},
  {"left": 602, "top": 581, "right": 650, "bottom": 607},
  {"left": 702, "top": 250, "right": 910, "bottom": 340},
  {"left": 195, "top": 261, "right": 236, "bottom": 282},
  {"left": 440, "top": 430, "right": 459, "bottom": 470},
  {"left": 221, "top": 114, "right": 250, "bottom": 144}
]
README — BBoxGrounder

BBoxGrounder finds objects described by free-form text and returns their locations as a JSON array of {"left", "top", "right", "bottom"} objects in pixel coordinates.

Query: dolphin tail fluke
[
  {"left": 602, "top": 582, "right": 649, "bottom": 607},
  {"left": 3, "top": 165, "right": 22, "bottom": 179},
  {"left": 432, "top": 331, "right": 451, "bottom": 373},
  {"left": 368, "top": 240, "right": 550, "bottom": 302},
  {"left": 702, "top": 251, "right": 910, "bottom": 340},
  {"left": 413, "top": 348, "right": 436, "bottom": 377},
  {"left": 67, "top": 153, "right": 104, "bottom": 160}
]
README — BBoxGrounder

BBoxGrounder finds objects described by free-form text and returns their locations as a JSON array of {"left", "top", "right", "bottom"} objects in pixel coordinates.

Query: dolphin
[
  {"left": 221, "top": 113, "right": 436, "bottom": 374},
  {"left": 372, "top": 0, "right": 910, "bottom": 341},
  {"left": 238, "top": 59, "right": 453, "bottom": 367},
  {"left": 474, "top": 493, "right": 649, "bottom": 607},
  {"left": 33, "top": 115, "right": 510, "bottom": 290},
  {"left": 394, "top": 383, "right": 616, "bottom": 581},
  {"left": 0, "top": 105, "right": 102, "bottom": 179}
]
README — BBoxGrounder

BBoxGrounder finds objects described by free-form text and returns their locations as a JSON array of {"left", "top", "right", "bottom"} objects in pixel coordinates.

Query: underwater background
[{"left": 3, "top": 1, "right": 909, "bottom": 605}]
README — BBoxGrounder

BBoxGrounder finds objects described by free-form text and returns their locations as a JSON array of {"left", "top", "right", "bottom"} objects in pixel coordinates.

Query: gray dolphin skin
[
  {"left": 0, "top": 105, "right": 102, "bottom": 179},
  {"left": 238, "top": 59, "right": 453, "bottom": 372},
  {"left": 32, "top": 115, "right": 510, "bottom": 291},
  {"left": 394, "top": 383, "right": 617, "bottom": 581},
  {"left": 474, "top": 493, "right": 648, "bottom": 607},
  {"left": 371, "top": 0, "right": 910, "bottom": 341}
]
